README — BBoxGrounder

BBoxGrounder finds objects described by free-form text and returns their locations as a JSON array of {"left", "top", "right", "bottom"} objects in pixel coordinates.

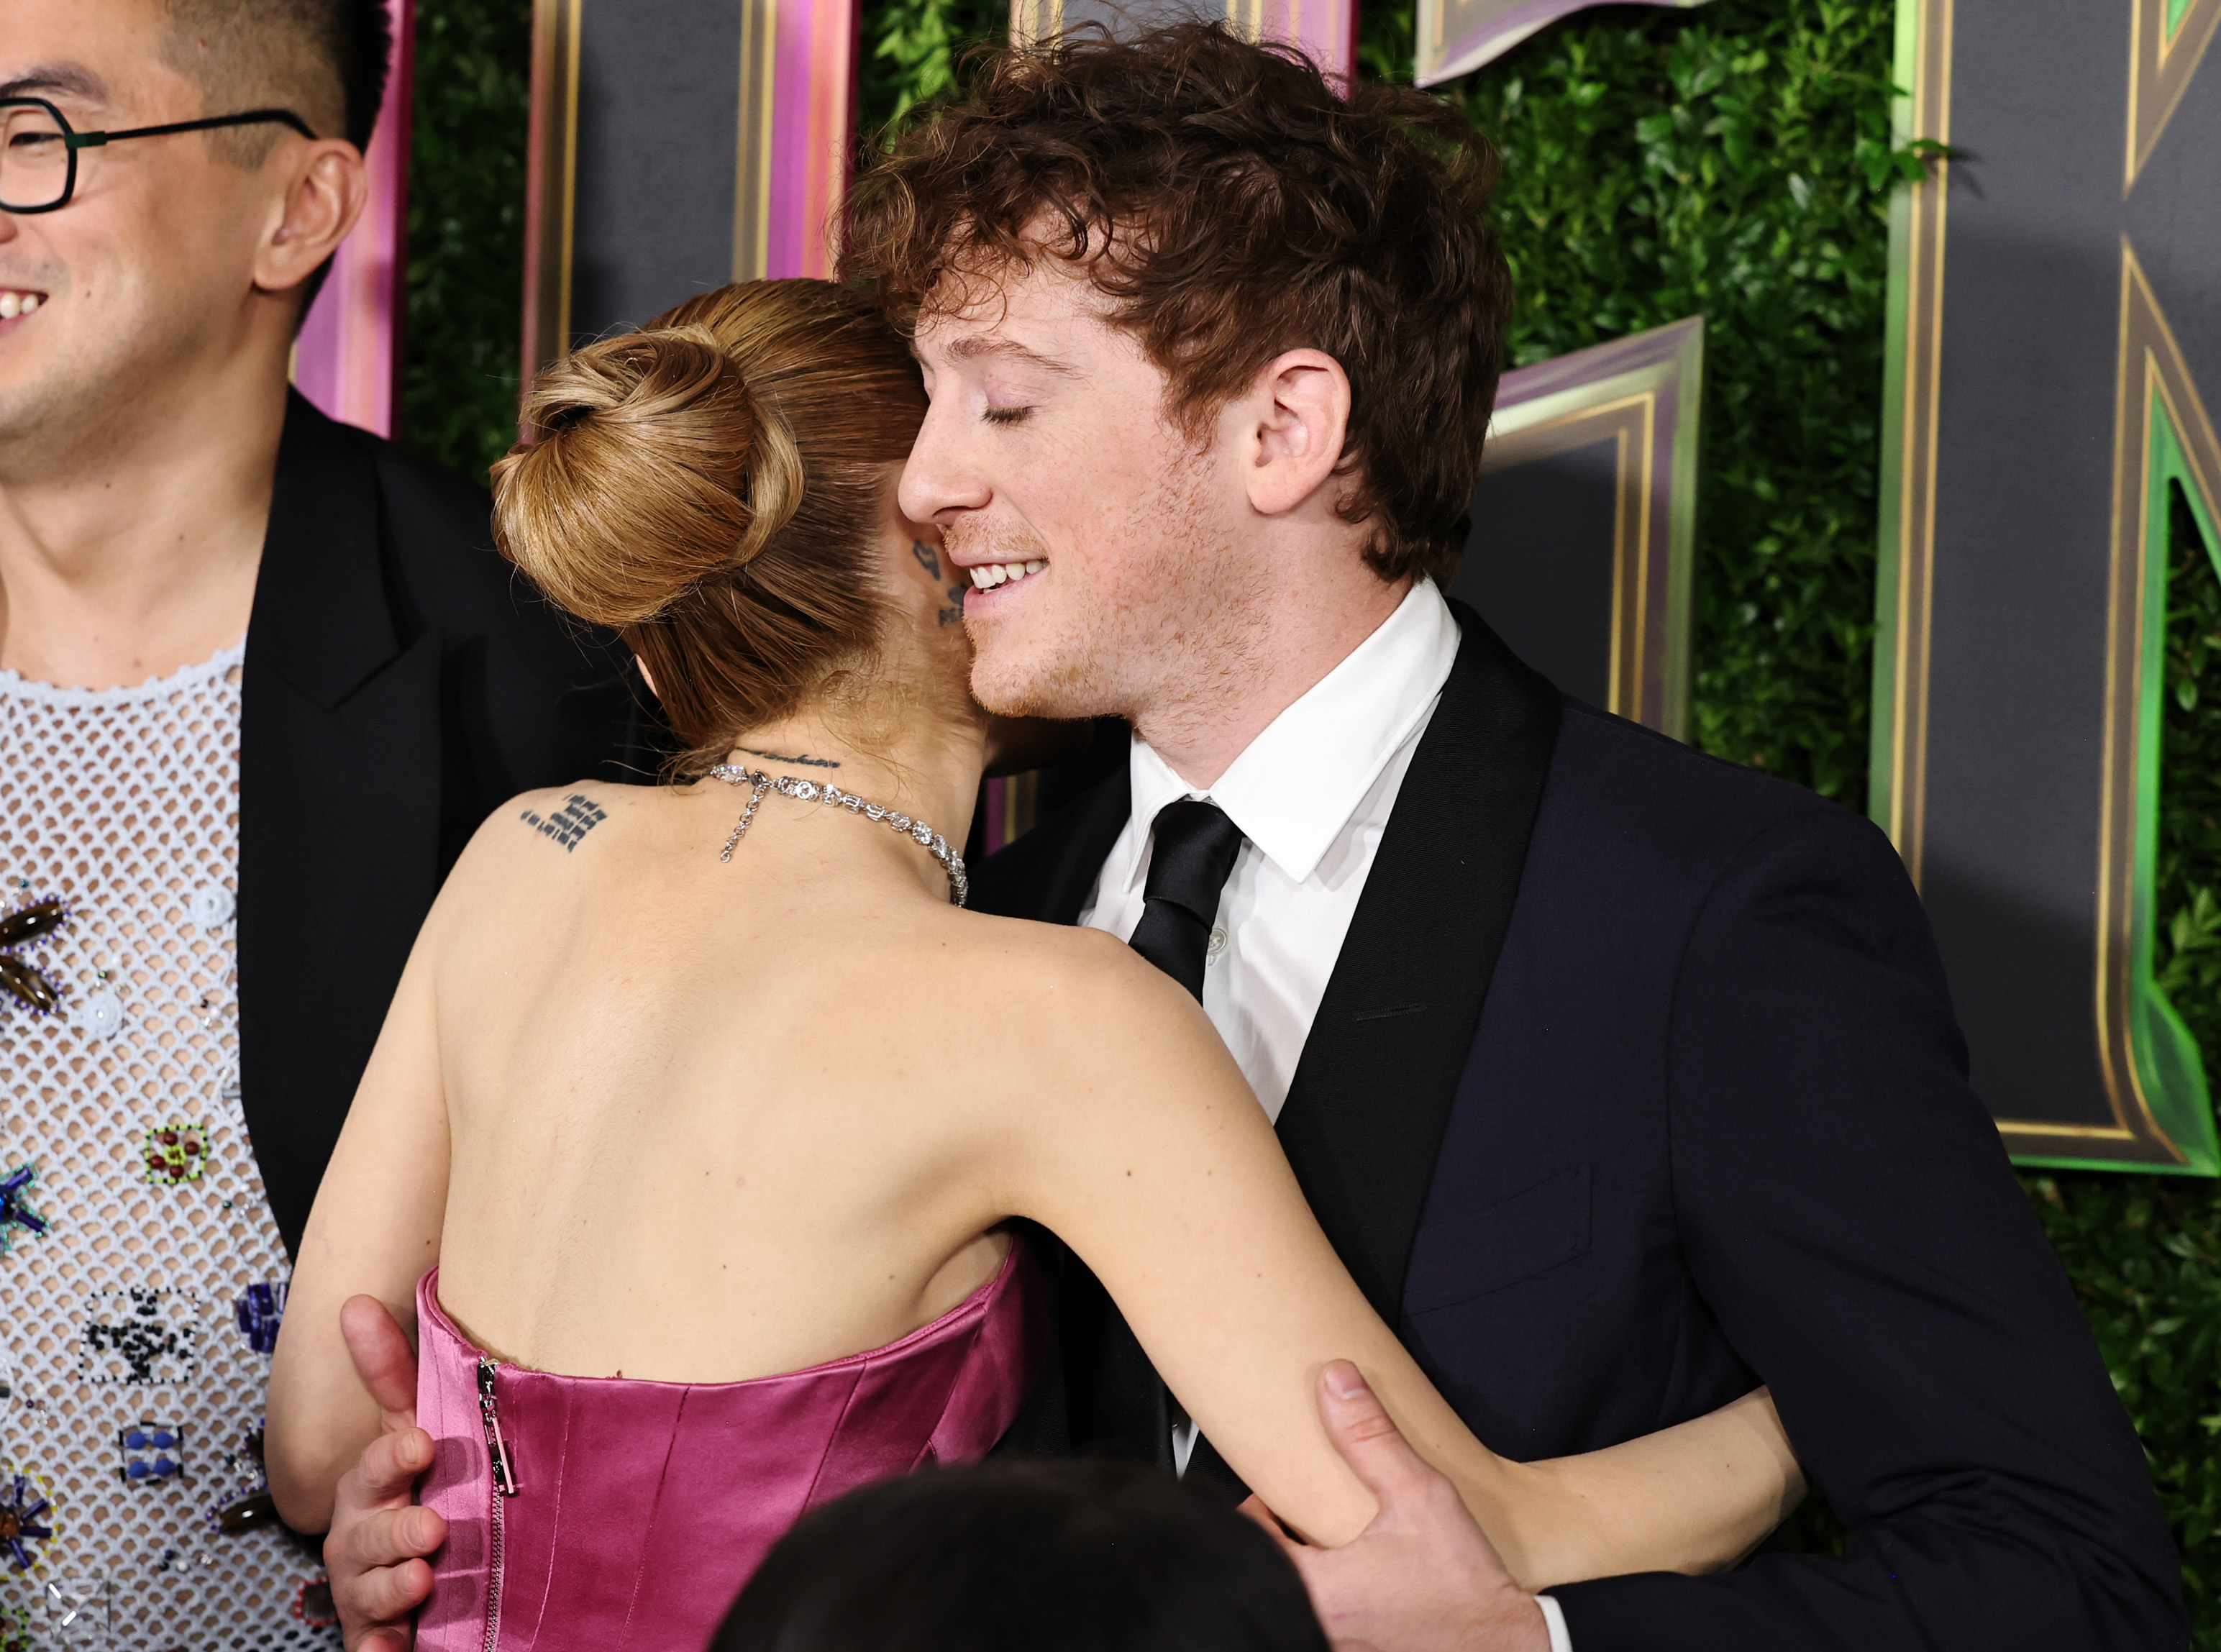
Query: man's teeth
[
  {"left": 0, "top": 292, "right": 42, "bottom": 319},
  {"left": 969, "top": 560, "right": 1046, "bottom": 590}
]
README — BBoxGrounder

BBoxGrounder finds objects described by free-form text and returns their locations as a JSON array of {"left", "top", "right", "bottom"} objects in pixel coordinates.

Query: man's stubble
[{"left": 962, "top": 443, "right": 1267, "bottom": 741}]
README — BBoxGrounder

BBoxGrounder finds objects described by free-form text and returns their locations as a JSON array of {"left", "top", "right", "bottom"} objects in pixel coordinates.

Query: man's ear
[
  {"left": 253, "top": 140, "right": 370, "bottom": 295},
  {"left": 1242, "top": 348, "right": 1352, "bottom": 519}
]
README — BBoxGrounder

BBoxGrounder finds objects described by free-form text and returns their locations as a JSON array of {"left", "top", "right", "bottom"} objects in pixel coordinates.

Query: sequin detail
[
  {"left": 0, "top": 897, "right": 67, "bottom": 1015},
  {"left": 291, "top": 1576, "right": 338, "bottom": 1629},
  {"left": 1, "top": 644, "right": 331, "bottom": 1645},
  {"left": 0, "top": 1164, "right": 47, "bottom": 1254},
  {"left": 233, "top": 1283, "right": 286, "bottom": 1355},
  {"left": 0, "top": 1474, "right": 53, "bottom": 1571}
]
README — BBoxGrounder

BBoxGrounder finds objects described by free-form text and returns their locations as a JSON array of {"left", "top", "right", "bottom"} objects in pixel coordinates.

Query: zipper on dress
[{"left": 478, "top": 1357, "right": 519, "bottom": 1652}]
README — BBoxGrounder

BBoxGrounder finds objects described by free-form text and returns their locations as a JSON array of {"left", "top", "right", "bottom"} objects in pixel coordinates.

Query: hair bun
[{"left": 492, "top": 324, "right": 804, "bottom": 628}]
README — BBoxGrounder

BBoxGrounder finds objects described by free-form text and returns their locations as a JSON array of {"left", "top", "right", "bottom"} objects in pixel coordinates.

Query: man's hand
[
  {"left": 326, "top": 1295, "right": 443, "bottom": 1652},
  {"left": 1245, "top": 1361, "right": 1552, "bottom": 1652}
]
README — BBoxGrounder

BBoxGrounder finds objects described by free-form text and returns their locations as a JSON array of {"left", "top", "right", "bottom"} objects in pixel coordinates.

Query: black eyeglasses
[{"left": 0, "top": 96, "right": 318, "bottom": 214}]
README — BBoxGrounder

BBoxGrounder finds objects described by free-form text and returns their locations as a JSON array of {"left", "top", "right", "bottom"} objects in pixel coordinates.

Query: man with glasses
[{"left": 0, "top": 1, "right": 636, "bottom": 1642}]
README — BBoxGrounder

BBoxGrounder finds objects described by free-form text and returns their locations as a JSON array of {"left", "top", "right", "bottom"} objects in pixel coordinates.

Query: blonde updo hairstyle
[{"left": 492, "top": 279, "right": 929, "bottom": 773}]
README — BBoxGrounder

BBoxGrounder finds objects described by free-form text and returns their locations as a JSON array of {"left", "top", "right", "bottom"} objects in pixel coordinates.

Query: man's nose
[{"left": 899, "top": 398, "right": 990, "bottom": 525}]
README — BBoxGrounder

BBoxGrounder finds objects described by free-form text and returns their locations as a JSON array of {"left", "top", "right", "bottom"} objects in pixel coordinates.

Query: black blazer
[
  {"left": 237, "top": 393, "right": 641, "bottom": 1254},
  {"left": 973, "top": 604, "right": 2186, "bottom": 1651}
]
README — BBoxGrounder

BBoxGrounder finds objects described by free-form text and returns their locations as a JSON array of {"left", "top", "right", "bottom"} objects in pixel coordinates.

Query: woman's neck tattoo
[{"left": 738, "top": 747, "right": 841, "bottom": 769}]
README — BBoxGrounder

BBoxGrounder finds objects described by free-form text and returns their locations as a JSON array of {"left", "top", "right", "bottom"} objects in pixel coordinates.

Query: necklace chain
[{"left": 706, "top": 764, "right": 969, "bottom": 907}]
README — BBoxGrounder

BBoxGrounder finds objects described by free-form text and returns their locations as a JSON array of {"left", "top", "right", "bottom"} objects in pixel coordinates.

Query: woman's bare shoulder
[
  {"left": 429, "top": 780, "right": 657, "bottom": 923},
  {"left": 936, "top": 911, "right": 1172, "bottom": 1001},
  {"left": 929, "top": 911, "right": 1241, "bottom": 1090}
]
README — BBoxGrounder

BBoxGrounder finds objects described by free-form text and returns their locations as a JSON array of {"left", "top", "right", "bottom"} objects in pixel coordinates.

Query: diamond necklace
[{"left": 706, "top": 764, "right": 969, "bottom": 907}]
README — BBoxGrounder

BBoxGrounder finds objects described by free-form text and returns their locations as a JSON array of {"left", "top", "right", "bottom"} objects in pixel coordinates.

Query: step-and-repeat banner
[{"left": 304, "top": 0, "right": 2221, "bottom": 1174}]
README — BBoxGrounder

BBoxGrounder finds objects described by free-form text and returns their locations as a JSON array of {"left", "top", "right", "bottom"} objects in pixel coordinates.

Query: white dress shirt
[
  {"left": 1079, "top": 580, "right": 1459, "bottom": 1118},
  {"left": 1076, "top": 578, "right": 1576, "bottom": 1652}
]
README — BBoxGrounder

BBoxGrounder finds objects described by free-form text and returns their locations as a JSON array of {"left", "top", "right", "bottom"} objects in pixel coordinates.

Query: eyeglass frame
[{"left": 0, "top": 96, "right": 320, "bottom": 215}]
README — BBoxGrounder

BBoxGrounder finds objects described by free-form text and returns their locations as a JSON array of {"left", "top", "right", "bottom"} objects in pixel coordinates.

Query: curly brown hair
[{"left": 837, "top": 22, "right": 1513, "bottom": 588}]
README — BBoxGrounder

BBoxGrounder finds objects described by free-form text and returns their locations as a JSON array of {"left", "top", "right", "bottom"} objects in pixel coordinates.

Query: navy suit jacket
[{"left": 972, "top": 604, "right": 2185, "bottom": 1650}]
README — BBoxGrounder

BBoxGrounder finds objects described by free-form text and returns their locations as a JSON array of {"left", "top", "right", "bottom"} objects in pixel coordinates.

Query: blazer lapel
[
  {"left": 250, "top": 393, "right": 404, "bottom": 711},
  {"left": 1273, "top": 603, "right": 1562, "bottom": 1325},
  {"left": 238, "top": 394, "right": 444, "bottom": 1252}
]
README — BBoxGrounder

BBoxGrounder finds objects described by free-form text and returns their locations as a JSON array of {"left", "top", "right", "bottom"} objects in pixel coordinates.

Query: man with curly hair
[{"left": 325, "top": 23, "right": 2183, "bottom": 1651}]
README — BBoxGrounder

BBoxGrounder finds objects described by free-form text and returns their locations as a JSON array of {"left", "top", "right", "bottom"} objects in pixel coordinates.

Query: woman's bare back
[
  {"left": 275, "top": 775, "right": 1801, "bottom": 1581},
  {"left": 429, "top": 777, "right": 1095, "bottom": 1382}
]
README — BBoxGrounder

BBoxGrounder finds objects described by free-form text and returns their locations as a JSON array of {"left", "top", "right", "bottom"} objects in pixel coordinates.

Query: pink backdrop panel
[{"left": 294, "top": 0, "right": 416, "bottom": 437}]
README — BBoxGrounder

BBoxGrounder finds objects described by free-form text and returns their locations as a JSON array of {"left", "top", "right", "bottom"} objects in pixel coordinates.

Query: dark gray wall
[
  {"left": 1917, "top": 0, "right": 2219, "bottom": 1128},
  {"left": 570, "top": 0, "right": 743, "bottom": 343},
  {"left": 1451, "top": 437, "right": 1620, "bottom": 710}
]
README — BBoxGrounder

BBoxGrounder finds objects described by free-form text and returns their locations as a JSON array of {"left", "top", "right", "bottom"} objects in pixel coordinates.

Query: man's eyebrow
[
  {"left": 0, "top": 65, "right": 109, "bottom": 102},
  {"left": 942, "top": 335, "right": 1082, "bottom": 378}
]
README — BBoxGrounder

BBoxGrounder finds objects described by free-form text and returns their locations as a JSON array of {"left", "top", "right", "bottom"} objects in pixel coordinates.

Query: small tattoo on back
[{"left": 521, "top": 793, "right": 608, "bottom": 852}]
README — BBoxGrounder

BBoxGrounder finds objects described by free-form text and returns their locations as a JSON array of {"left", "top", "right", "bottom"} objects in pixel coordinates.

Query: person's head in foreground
[
  {"left": 840, "top": 21, "right": 1513, "bottom": 767},
  {"left": 0, "top": 0, "right": 384, "bottom": 475},
  {"left": 711, "top": 1460, "right": 1331, "bottom": 1652}
]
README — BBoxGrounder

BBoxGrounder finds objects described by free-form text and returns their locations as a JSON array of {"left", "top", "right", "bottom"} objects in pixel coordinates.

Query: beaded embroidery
[
  {"left": 116, "top": 1423, "right": 184, "bottom": 1487},
  {"left": 232, "top": 1285, "right": 286, "bottom": 1356},
  {"left": 140, "top": 1125, "right": 211, "bottom": 1187},
  {"left": 0, "top": 900, "right": 67, "bottom": 1016},
  {"left": 0, "top": 1477, "right": 52, "bottom": 1571},
  {"left": 0, "top": 1168, "right": 45, "bottom": 1256},
  {"left": 0, "top": 644, "right": 337, "bottom": 1646}
]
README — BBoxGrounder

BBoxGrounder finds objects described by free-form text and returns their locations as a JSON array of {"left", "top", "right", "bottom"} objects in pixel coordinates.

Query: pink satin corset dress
[{"left": 412, "top": 1246, "right": 1044, "bottom": 1652}]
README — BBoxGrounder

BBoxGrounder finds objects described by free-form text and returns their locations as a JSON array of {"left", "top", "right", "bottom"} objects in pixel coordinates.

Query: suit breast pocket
[{"left": 1403, "top": 1163, "right": 1592, "bottom": 1317}]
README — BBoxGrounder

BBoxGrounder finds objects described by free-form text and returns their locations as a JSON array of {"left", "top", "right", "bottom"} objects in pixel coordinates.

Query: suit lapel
[
  {"left": 238, "top": 395, "right": 444, "bottom": 1252},
  {"left": 249, "top": 393, "right": 404, "bottom": 711},
  {"left": 1273, "top": 603, "right": 1562, "bottom": 1325}
]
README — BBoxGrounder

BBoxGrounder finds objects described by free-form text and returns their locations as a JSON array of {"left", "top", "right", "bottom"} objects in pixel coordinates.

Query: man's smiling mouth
[
  {"left": 968, "top": 559, "right": 1046, "bottom": 590},
  {"left": 0, "top": 290, "right": 46, "bottom": 320}
]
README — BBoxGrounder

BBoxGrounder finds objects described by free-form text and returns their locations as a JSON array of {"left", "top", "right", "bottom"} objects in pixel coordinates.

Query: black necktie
[{"left": 1126, "top": 800, "right": 1245, "bottom": 1002}]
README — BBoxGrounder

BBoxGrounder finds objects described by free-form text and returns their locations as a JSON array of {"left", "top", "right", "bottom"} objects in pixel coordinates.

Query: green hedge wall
[
  {"left": 400, "top": 0, "right": 2220, "bottom": 1632},
  {"left": 400, "top": 0, "right": 534, "bottom": 483}
]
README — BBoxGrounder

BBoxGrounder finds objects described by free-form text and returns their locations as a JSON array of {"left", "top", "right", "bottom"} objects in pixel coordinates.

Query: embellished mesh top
[{"left": 0, "top": 644, "right": 339, "bottom": 1648}]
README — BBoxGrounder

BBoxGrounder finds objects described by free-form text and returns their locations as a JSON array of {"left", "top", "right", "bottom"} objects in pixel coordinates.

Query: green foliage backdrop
[
  {"left": 399, "top": 0, "right": 534, "bottom": 483},
  {"left": 398, "top": 0, "right": 2220, "bottom": 1630}
]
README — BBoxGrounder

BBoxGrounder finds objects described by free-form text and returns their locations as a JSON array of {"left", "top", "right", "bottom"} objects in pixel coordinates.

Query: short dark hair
[
  {"left": 711, "top": 1460, "right": 1332, "bottom": 1652},
  {"left": 163, "top": 0, "right": 391, "bottom": 156},
  {"left": 839, "top": 23, "right": 1515, "bottom": 590}
]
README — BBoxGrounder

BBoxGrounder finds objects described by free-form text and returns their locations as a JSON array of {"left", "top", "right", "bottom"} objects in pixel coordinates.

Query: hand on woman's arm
[{"left": 1254, "top": 1361, "right": 1552, "bottom": 1652}]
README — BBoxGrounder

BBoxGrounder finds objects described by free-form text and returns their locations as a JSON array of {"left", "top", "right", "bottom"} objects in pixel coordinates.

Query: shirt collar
[{"left": 1126, "top": 580, "right": 1460, "bottom": 885}]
